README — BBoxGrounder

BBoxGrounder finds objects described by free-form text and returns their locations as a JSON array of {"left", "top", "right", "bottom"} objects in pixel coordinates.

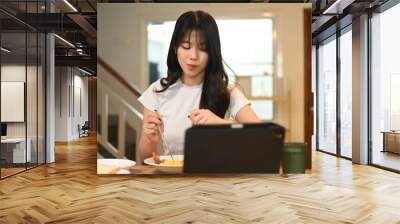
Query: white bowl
[
  {"left": 143, "top": 155, "right": 184, "bottom": 173},
  {"left": 97, "top": 159, "right": 136, "bottom": 174}
]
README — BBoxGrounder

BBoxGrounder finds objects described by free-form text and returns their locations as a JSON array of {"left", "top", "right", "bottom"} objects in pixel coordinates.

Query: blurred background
[{"left": 97, "top": 3, "right": 311, "bottom": 164}]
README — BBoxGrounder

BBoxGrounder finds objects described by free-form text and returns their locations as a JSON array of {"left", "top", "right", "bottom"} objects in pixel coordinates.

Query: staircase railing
[{"left": 97, "top": 56, "right": 144, "bottom": 162}]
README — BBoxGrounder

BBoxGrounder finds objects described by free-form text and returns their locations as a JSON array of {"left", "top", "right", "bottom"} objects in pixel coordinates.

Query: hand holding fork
[{"left": 153, "top": 110, "right": 174, "bottom": 163}]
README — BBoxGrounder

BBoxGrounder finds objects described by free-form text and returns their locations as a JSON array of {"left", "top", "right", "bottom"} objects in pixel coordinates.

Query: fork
[
  {"left": 153, "top": 100, "right": 175, "bottom": 162},
  {"left": 157, "top": 125, "right": 175, "bottom": 162}
]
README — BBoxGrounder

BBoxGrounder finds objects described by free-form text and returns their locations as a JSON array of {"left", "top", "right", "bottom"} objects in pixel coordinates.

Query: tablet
[{"left": 183, "top": 122, "right": 285, "bottom": 173}]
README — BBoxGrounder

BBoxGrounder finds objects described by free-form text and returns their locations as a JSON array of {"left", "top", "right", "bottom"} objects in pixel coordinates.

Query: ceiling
[
  {"left": 1, "top": 0, "right": 97, "bottom": 74},
  {"left": 0, "top": 0, "right": 394, "bottom": 74}
]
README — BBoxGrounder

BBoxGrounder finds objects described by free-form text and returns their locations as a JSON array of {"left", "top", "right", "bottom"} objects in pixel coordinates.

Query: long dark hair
[{"left": 156, "top": 10, "right": 230, "bottom": 118}]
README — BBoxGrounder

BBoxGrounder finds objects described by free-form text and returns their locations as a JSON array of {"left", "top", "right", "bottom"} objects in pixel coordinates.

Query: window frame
[{"left": 315, "top": 24, "right": 353, "bottom": 161}]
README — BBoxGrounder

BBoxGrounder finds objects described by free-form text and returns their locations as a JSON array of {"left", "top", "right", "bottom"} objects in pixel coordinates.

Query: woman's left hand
[{"left": 189, "top": 109, "right": 225, "bottom": 125}]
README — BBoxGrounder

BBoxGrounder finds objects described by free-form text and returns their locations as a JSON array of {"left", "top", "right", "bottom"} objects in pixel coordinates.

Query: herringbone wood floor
[{"left": 1, "top": 135, "right": 400, "bottom": 224}]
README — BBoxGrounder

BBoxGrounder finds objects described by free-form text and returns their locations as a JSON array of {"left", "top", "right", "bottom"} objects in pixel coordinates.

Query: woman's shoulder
[
  {"left": 148, "top": 77, "right": 181, "bottom": 93},
  {"left": 227, "top": 82, "right": 244, "bottom": 93},
  {"left": 148, "top": 78, "right": 164, "bottom": 91},
  {"left": 227, "top": 82, "right": 250, "bottom": 102}
]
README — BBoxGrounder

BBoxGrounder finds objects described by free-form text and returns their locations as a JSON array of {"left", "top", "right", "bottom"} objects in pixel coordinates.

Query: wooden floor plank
[{"left": 0, "top": 135, "right": 400, "bottom": 223}]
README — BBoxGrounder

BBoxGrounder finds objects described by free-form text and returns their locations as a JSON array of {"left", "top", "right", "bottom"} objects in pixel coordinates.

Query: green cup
[{"left": 282, "top": 143, "right": 306, "bottom": 174}]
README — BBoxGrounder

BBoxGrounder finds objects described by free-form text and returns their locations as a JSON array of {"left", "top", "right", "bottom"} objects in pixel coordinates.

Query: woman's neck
[{"left": 181, "top": 74, "right": 204, "bottom": 86}]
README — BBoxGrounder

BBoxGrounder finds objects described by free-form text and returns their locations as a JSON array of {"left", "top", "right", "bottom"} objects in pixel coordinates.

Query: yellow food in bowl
[{"left": 160, "top": 160, "right": 183, "bottom": 166}]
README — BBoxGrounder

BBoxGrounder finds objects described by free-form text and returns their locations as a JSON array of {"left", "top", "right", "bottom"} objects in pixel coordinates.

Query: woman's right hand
[{"left": 142, "top": 109, "right": 164, "bottom": 144}]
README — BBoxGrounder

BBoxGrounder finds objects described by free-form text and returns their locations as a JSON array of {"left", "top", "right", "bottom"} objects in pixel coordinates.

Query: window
[
  {"left": 317, "top": 36, "right": 337, "bottom": 154},
  {"left": 339, "top": 28, "right": 352, "bottom": 158},
  {"left": 147, "top": 18, "right": 275, "bottom": 120},
  {"left": 370, "top": 3, "right": 400, "bottom": 171},
  {"left": 0, "top": 1, "right": 46, "bottom": 179}
]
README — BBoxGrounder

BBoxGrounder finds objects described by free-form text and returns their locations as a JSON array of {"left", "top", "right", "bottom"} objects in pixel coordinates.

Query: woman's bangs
[{"left": 177, "top": 24, "right": 207, "bottom": 48}]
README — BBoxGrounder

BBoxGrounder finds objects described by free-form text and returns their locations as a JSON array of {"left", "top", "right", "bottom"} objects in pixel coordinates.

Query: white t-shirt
[{"left": 138, "top": 78, "right": 250, "bottom": 155}]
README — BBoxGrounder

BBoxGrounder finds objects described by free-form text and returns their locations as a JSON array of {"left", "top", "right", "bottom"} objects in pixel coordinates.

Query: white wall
[
  {"left": 1, "top": 65, "right": 26, "bottom": 81},
  {"left": 1, "top": 82, "right": 25, "bottom": 122},
  {"left": 98, "top": 3, "right": 310, "bottom": 142},
  {"left": 1, "top": 65, "right": 33, "bottom": 137},
  {"left": 55, "top": 67, "right": 67, "bottom": 141},
  {"left": 72, "top": 73, "right": 89, "bottom": 138},
  {"left": 1, "top": 63, "right": 46, "bottom": 164},
  {"left": 54, "top": 67, "right": 89, "bottom": 141}
]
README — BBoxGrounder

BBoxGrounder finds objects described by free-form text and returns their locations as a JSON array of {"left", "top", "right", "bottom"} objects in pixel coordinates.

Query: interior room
[
  {"left": 0, "top": 0, "right": 399, "bottom": 223},
  {"left": 97, "top": 3, "right": 312, "bottom": 173},
  {"left": 0, "top": 29, "right": 46, "bottom": 177}
]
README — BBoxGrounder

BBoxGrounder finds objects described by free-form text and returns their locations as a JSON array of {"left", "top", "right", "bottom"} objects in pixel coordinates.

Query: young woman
[{"left": 138, "top": 10, "right": 261, "bottom": 162}]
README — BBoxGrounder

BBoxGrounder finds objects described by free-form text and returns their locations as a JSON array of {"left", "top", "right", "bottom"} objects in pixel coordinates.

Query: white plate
[
  {"left": 97, "top": 159, "right": 136, "bottom": 168},
  {"left": 97, "top": 159, "right": 136, "bottom": 174},
  {"left": 144, "top": 155, "right": 184, "bottom": 173}
]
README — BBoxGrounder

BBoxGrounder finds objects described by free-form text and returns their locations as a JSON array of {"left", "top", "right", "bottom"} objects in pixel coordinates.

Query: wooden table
[
  {"left": 120, "top": 165, "right": 286, "bottom": 176},
  {"left": 128, "top": 165, "right": 178, "bottom": 175}
]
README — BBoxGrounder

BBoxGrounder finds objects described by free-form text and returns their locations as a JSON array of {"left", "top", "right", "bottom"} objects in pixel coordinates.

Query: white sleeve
[
  {"left": 227, "top": 85, "right": 251, "bottom": 119},
  {"left": 137, "top": 80, "right": 162, "bottom": 111}
]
